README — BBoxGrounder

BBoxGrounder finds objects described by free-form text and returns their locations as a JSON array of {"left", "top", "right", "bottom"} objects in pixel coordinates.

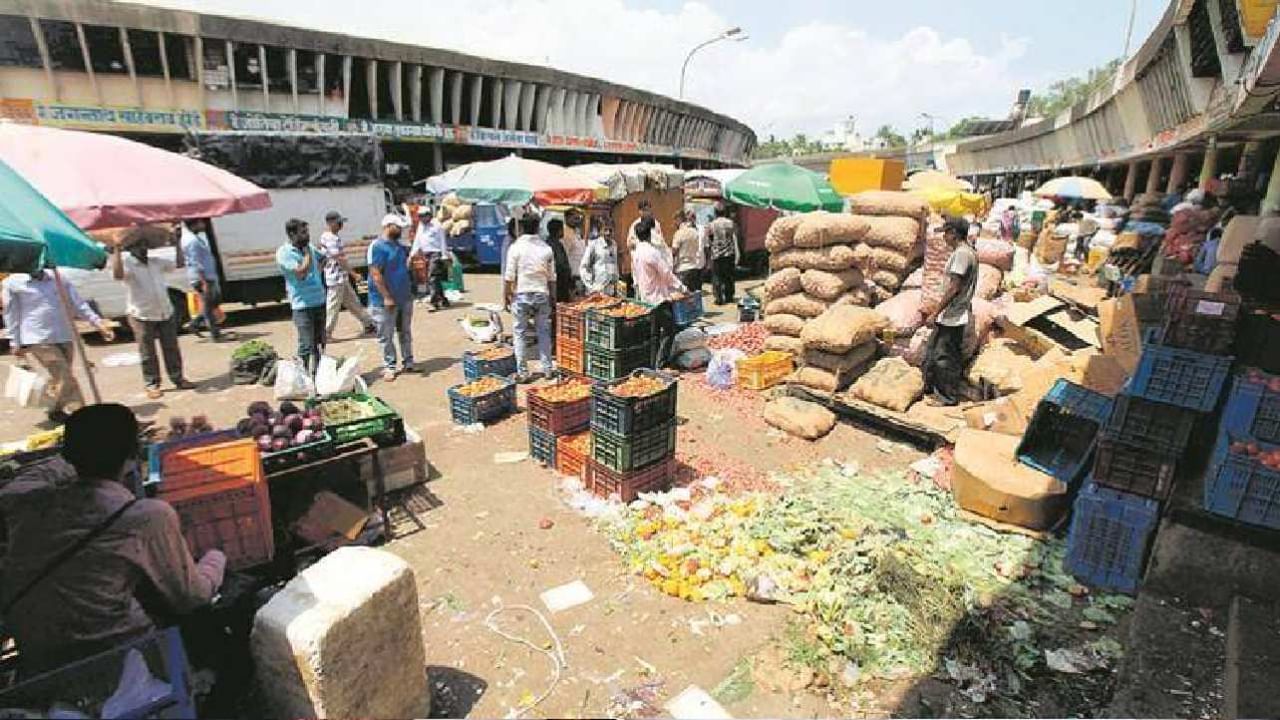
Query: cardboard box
[
  {"left": 358, "top": 427, "right": 427, "bottom": 495},
  {"left": 963, "top": 396, "right": 1031, "bottom": 436},
  {"left": 951, "top": 428, "right": 1068, "bottom": 531},
  {"left": 1098, "top": 295, "right": 1142, "bottom": 376}
]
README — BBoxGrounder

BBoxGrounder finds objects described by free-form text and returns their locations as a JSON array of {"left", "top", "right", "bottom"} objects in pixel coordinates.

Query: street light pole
[{"left": 680, "top": 27, "right": 747, "bottom": 99}]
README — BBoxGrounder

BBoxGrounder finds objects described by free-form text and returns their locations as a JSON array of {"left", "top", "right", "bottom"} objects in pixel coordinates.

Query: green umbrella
[
  {"left": 726, "top": 163, "right": 845, "bottom": 212},
  {"left": 0, "top": 158, "right": 106, "bottom": 274}
]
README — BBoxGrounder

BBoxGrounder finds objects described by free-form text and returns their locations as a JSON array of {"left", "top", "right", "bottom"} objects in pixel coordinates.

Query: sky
[{"left": 127, "top": 0, "right": 1167, "bottom": 140}]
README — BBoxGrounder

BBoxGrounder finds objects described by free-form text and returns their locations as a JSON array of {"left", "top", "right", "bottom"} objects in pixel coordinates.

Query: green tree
[
  {"left": 1026, "top": 58, "right": 1122, "bottom": 118},
  {"left": 875, "top": 125, "right": 907, "bottom": 148}
]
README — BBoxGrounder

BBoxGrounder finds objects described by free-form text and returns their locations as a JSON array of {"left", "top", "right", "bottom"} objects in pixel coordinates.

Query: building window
[
  {"left": 296, "top": 49, "right": 319, "bottom": 93},
  {"left": 0, "top": 15, "right": 42, "bottom": 68},
  {"left": 39, "top": 19, "right": 83, "bottom": 71},
  {"left": 232, "top": 42, "right": 262, "bottom": 88},
  {"left": 263, "top": 45, "right": 290, "bottom": 93},
  {"left": 323, "top": 53, "right": 342, "bottom": 97},
  {"left": 201, "top": 38, "right": 229, "bottom": 88},
  {"left": 165, "top": 33, "right": 193, "bottom": 80},
  {"left": 82, "top": 24, "right": 127, "bottom": 74},
  {"left": 126, "top": 29, "right": 163, "bottom": 76}
]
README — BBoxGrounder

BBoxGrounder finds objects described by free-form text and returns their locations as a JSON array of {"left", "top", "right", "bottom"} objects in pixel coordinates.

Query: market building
[{"left": 0, "top": 0, "right": 756, "bottom": 175}]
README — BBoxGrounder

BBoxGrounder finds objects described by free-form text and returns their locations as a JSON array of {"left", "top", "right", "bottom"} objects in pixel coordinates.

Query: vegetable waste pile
[{"left": 602, "top": 463, "right": 1132, "bottom": 714}]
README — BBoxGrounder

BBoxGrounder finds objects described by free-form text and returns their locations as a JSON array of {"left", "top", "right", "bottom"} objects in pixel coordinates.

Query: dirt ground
[{"left": 0, "top": 273, "right": 928, "bottom": 718}]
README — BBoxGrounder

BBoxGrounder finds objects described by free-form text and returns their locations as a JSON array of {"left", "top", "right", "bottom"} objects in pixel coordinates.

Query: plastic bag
[
  {"left": 101, "top": 649, "right": 173, "bottom": 719},
  {"left": 673, "top": 348, "right": 712, "bottom": 370},
  {"left": 459, "top": 304, "right": 504, "bottom": 344},
  {"left": 315, "top": 352, "right": 362, "bottom": 396},
  {"left": 705, "top": 349, "right": 746, "bottom": 388},
  {"left": 273, "top": 358, "right": 315, "bottom": 400},
  {"left": 5, "top": 364, "right": 48, "bottom": 408},
  {"left": 672, "top": 328, "right": 708, "bottom": 354}
]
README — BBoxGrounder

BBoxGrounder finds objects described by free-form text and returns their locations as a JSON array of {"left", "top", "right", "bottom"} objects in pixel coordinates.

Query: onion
[{"left": 256, "top": 435, "right": 273, "bottom": 451}]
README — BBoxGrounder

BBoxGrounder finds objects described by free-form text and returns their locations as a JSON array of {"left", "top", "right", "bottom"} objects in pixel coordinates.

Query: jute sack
[
  {"left": 976, "top": 239, "right": 1015, "bottom": 271},
  {"left": 800, "top": 268, "right": 864, "bottom": 301},
  {"left": 869, "top": 269, "right": 902, "bottom": 291},
  {"left": 763, "top": 313, "right": 806, "bottom": 337},
  {"left": 790, "top": 365, "right": 855, "bottom": 393},
  {"left": 851, "top": 356, "right": 925, "bottom": 412},
  {"left": 762, "top": 397, "right": 836, "bottom": 440},
  {"left": 764, "top": 268, "right": 803, "bottom": 300},
  {"left": 902, "top": 267, "right": 923, "bottom": 289},
  {"left": 764, "top": 335, "right": 805, "bottom": 355},
  {"left": 834, "top": 286, "right": 873, "bottom": 307},
  {"left": 976, "top": 264, "right": 1003, "bottom": 300},
  {"left": 862, "top": 216, "right": 921, "bottom": 253},
  {"left": 874, "top": 288, "right": 925, "bottom": 336},
  {"left": 794, "top": 213, "right": 869, "bottom": 248},
  {"left": 867, "top": 246, "right": 912, "bottom": 273},
  {"left": 770, "top": 247, "right": 858, "bottom": 272},
  {"left": 764, "top": 292, "right": 829, "bottom": 319},
  {"left": 765, "top": 215, "right": 804, "bottom": 253},
  {"left": 803, "top": 342, "right": 877, "bottom": 374},
  {"left": 847, "top": 191, "right": 930, "bottom": 220},
  {"left": 800, "top": 305, "right": 889, "bottom": 354}
]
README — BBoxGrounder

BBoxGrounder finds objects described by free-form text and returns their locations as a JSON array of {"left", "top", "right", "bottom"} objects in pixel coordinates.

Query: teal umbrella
[
  {"left": 726, "top": 163, "right": 844, "bottom": 212},
  {"left": 0, "top": 158, "right": 106, "bottom": 273}
]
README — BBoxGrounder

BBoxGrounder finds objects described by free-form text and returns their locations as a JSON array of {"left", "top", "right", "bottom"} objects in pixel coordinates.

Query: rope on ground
[{"left": 484, "top": 602, "right": 567, "bottom": 719}]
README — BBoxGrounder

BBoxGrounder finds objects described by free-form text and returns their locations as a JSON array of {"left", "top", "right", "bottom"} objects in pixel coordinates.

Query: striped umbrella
[{"left": 443, "top": 154, "right": 606, "bottom": 206}]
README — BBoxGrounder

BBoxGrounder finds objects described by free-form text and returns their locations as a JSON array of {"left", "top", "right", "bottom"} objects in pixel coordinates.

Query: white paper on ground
[
  {"left": 665, "top": 685, "right": 732, "bottom": 720},
  {"left": 539, "top": 580, "right": 594, "bottom": 613}
]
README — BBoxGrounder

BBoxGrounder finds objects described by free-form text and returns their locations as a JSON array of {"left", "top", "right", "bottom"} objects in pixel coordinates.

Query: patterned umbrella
[
  {"left": 1034, "top": 176, "right": 1112, "bottom": 201},
  {"left": 444, "top": 154, "right": 606, "bottom": 206}
]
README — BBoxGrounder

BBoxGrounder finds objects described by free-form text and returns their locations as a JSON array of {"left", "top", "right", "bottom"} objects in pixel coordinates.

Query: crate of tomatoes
[
  {"left": 463, "top": 344, "right": 517, "bottom": 381},
  {"left": 591, "top": 369, "right": 677, "bottom": 435},
  {"left": 448, "top": 375, "right": 517, "bottom": 425},
  {"left": 557, "top": 294, "right": 622, "bottom": 343},
  {"left": 528, "top": 377, "right": 594, "bottom": 435},
  {"left": 585, "top": 301, "right": 654, "bottom": 351}
]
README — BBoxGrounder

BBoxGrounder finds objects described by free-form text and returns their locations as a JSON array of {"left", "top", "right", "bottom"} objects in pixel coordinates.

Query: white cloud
[{"left": 127, "top": 0, "right": 1032, "bottom": 138}]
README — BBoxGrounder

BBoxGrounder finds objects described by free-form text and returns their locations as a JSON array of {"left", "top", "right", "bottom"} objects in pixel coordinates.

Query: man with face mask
[
  {"left": 0, "top": 404, "right": 225, "bottom": 677},
  {"left": 111, "top": 228, "right": 196, "bottom": 400}
]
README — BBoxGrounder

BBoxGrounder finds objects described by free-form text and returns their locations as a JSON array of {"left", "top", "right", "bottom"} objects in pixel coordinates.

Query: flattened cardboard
[
  {"left": 1099, "top": 296, "right": 1142, "bottom": 376},
  {"left": 951, "top": 428, "right": 1068, "bottom": 531}
]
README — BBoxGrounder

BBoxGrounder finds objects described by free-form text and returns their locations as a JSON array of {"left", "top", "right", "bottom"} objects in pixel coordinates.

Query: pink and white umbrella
[{"left": 0, "top": 123, "right": 271, "bottom": 230}]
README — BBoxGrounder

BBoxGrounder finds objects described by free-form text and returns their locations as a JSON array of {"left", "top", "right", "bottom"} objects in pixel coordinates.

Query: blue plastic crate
[
  {"left": 462, "top": 344, "right": 517, "bottom": 381},
  {"left": 0, "top": 628, "right": 195, "bottom": 718},
  {"left": 1016, "top": 379, "right": 1113, "bottom": 484},
  {"left": 146, "top": 429, "right": 241, "bottom": 488},
  {"left": 528, "top": 425, "right": 557, "bottom": 466},
  {"left": 671, "top": 292, "right": 705, "bottom": 326},
  {"left": 448, "top": 376, "right": 517, "bottom": 425},
  {"left": 1065, "top": 480, "right": 1160, "bottom": 595},
  {"left": 1221, "top": 372, "right": 1280, "bottom": 445},
  {"left": 1129, "top": 342, "right": 1232, "bottom": 412},
  {"left": 1204, "top": 433, "right": 1280, "bottom": 530}
]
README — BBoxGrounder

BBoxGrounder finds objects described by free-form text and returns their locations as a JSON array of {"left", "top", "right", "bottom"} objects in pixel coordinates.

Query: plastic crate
[
  {"left": 1129, "top": 342, "right": 1232, "bottom": 412},
  {"left": 584, "top": 341, "right": 654, "bottom": 382},
  {"left": 528, "top": 425, "right": 557, "bottom": 466},
  {"left": 1064, "top": 481, "right": 1160, "bottom": 594},
  {"left": 1160, "top": 286, "right": 1240, "bottom": 355},
  {"left": 1104, "top": 394, "right": 1197, "bottom": 455},
  {"left": 585, "top": 303, "right": 654, "bottom": 351},
  {"left": 556, "top": 432, "right": 591, "bottom": 479},
  {"left": 527, "top": 380, "right": 594, "bottom": 435},
  {"left": 737, "top": 351, "right": 795, "bottom": 391},
  {"left": 462, "top": 344, "right": 517, "bottom": 381},
  {"left": 1092, "top": 433, "right": 1177, "bottom": 500},
  {"left": 260, "top": 429, "right": 338, "bottom": 474},
  {"left": 1203, "top": 435, "right": 1280, "bottom": 530},
  {"left": 1222, "top": 372, "right": 1280, "bottom": 445},
  {"left": 671, "top": 292, "right": 705, "bottom": 326},
  {"left": 557, "top": 295, "right": 621, "bottom": 343},
  {"left": 1016, "top": 380, "right": 1113, "bottom": 484},
  {"left": 586, "top": 456, "right": 677, "bottom": 502},
  {"left": 591, "top": 369, "right": 678, "bottom": 435},
  {"left": 146, "top": 429, "right": 240, "bottom": 489},
  {"left": 591, "top": 420, "right": 677, "bottom": 473},
  {"left": 0, "top": 628, "right": 195, "bottom": 719},
  {"left": 556, "top": 336, "right": 585, "bottom": 376},
  {"left": 156, "top": 438, "right": 273, "bottom": 570},
  {"left": 1234, "top": 310, "right": 1280, "bottom": 373},
  {"left": 447, "top": 375, "right": 517, "bottom": 425},
  {"left": 309, "top": 393, "right": 406, "bottom": 447}
]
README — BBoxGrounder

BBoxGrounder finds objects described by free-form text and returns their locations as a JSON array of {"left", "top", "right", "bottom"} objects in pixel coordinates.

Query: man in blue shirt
[
  {"left": 368, "top": 214, "right": 415, "bottom": 382},
  {"left": 276, "top": 218, "right": 328, "bottom": 374},
  {"left": 180, "top": 219, "right": 229, "bottom": 341}
]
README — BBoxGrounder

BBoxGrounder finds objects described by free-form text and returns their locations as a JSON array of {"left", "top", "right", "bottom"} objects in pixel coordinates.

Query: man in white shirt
[
  {"left": 630, "top": 218, "right": 684, "bottom": 367},
  {"left": 412, "top": 212, "right": 450, "bottom": 310},
  {"left": 319, "top": 210, "right": 376, "bottom": 339},
  {"left": 110, "top": 231, "right": 196, "bottom": 400},
  {"left": 503, "top": 213, "right": 557, "bottom": 382},
  {"left": 563, "top": 210, "right": 587, "bottom": 291}
]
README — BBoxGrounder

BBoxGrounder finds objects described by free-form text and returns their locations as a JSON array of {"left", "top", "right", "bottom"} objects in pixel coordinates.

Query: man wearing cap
[
  {"left": 368, "top": 214, "right": 416, "bottom": 382},
  {"left": 411, "top": 209, "right": 450, "bottom": 311},
  {"left": 276, "top": 218, "right": 328, "bottom": 374},
  {"left": 319, "top": 210, "right": 376, "bottom": 338},
  {"left": 110, "top": 228, "right": 196, "bottom": 400}
]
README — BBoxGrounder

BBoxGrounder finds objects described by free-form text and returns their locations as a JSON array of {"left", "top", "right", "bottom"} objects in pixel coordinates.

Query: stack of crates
[
  {"left": 1203, "top": 369, "right": 1280, "bottom": 529},
  {"left": 587, "top": 370, "right": 678, "bottom": 501},
  {"left": 526, "top": 377, "right": 594, "bottom": 469},
  {"left": 556, "top": 295, "right": 621, "bottom": 378},
  {"left": 1015, "top": 379, "right": 1112, "bottom": 489},
  {"left": 583, "top": 301, "right": 656, "bottom": 383}
]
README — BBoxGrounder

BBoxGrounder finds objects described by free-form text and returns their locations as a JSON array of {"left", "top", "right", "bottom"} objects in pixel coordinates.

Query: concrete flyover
[
  {"left": 0, "top": 0, "right": 756, "bottom": 174},
  {"left": 946, "top": 0, "right": 1280, "bottom": 209}
]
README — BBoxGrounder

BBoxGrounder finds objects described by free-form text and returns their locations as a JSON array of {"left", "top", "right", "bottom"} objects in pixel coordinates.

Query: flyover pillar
[
  {"left": 1199, "top": 136, "right": 1219, "bottom": 190},
  {"left": 1123, "top": 161, "right": 1139, "bottom": 201},
  {"left": 1238, "top": 140, "right": 1262, "bottom": 185},
  {"left": 1167, "top": 153, "right": 1191, "bottom": 193},
  {"left": 1145, "top": 156, "right": 1165, "bottom": 195},
  {"left": 1261, "top": 148, "right": 1280, "bottom": 214}
]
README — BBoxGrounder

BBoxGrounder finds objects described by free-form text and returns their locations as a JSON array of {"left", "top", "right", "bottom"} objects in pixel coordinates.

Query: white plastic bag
[
  {"left": 101, "top": 649, "right": 173, "bottom": 720},
  {"left": 705, "top": 349, "right": 746, "bottom": 389},
  {"left": 672, "top": 328, "right": 708, "bottom": 354},
  {"left": 459, "top": 304, "right": 504, "bottom": 344},
  {"left": 273, "top": 358, "right": 315, "bottom": 400},
  {"left": 673, "top": 348, "right": 712, "bottom": 370},
  {"left": 315, "top": 352, "right": 362, "bottom": 396},
  {"left": 5, "top": 364, "right": 48, "bottom": 408}
]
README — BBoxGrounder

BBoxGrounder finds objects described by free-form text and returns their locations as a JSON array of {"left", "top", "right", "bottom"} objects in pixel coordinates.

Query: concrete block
[
  {"left": 251, "top": 546, "right": 428, "bottom": 719},
  {"left": 1225, "top": 596, "right": 1280, "bottom": 720},
  {"left": 1146, "top": 518, "right": 1280, "bottom": 607}
]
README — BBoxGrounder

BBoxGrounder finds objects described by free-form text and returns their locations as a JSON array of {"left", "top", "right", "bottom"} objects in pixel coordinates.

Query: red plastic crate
[
  {"left": 586, "top": 456, "right": 676, "bottom": 502},
  {"left": 556, "top": 295, "right": 621, "bottom": 343},
  {"left": 556, "top": 432, "right": 591, "bottom": 479},
  {"left": 556, "top": 336, "right": 584, "bottom": 376},
  {"left": 156, "top": 438, "right": 273, "bottom": 571},
  {"left": 527, "top": 380, "right": 593, "bottom": 435}
]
